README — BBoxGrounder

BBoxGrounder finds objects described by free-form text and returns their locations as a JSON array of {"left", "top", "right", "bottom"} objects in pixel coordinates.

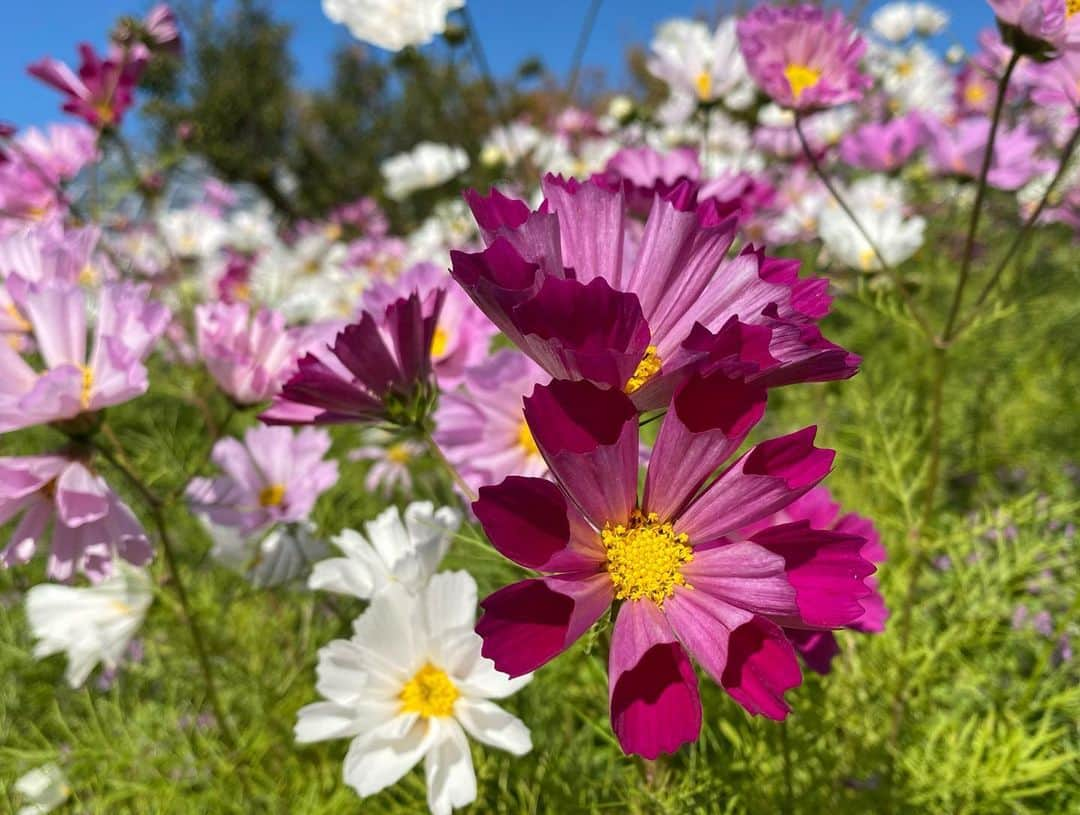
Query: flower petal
[{"left": 454, "top": 697, "right": 532, "bottom": 756}]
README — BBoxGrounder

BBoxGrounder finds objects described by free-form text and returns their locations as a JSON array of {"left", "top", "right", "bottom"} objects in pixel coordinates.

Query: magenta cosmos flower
[
  {"left": 28, "top": 43, "right": 147, "bottom": 129},
  {"left": 195, "top": 301, "right": 301, "bottom": 406},
  {"left": 453, "top": 175, "right": 857, "bottom": 412},
  {"left": 186, "top": 426, "right": 338, "bottom": 535},
  {"left": 261, "top": 291, "right": 444, "bottom": 428},
  {"left": 472, "top": 375, "right": 876, "bottom": 758},
  {"left": 739, "top": 486, "right": 887, "bottom": 675},
  {"left": 0, "top": 276, "right": 170, "bottom": 434},
  {"left": 1, "top": 453, "right": 151, "bottom": 582},
  {"left": 737, "top": 4, "right": 871, "bottom": 111}
]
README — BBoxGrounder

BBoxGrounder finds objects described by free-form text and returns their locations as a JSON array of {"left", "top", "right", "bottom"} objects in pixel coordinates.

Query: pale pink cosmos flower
[
  {"left": 987, "top": 0, "right": 1079, "bottom": 52},
  {"left": 0, "top": 124, "right": 97, "bottom": 229},
  {"left": 0, "top": 453, "right": 151, "bottom": 582},
  {"left": 348, "top": 431, "right": 426, "bottom": 495},
  {"left": 923, "top": 115, "right": 1051, "bottom": 190}
]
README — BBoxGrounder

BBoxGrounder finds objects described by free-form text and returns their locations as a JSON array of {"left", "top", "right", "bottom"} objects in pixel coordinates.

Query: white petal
[
  {"left": 343, "top": 715, "right": 432, "bottom": 798},
  {"left": 294, "top": 701, "right": 366, "bottom": 743},
  {"left": 308, "top": 555, "right": 376, "bottom": 599},
  {"left": 351, "top": 584, "right": 424, "bottom": 677},
  {"left": 424, "top": 719, "right": 477, "bottom": 815},
  {"left": 454, "top": 698, "right": 532, "bottom": 756},
  {"left": 423, "top": 571, "right": 477, "bottom": 640}
]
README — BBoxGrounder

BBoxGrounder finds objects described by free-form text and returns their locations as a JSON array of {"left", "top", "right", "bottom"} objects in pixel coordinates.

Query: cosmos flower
[
  {"left": 381, "top": 142, "right": 469, "bottom": 201},
  {"left": 818, "top": 175, "right": 926, "bottom": 271},
  {"left": 157, "top": 208, "right": 227, "bottom": 262},
  {"left": 261, "top": 291, "right": 444, "bottom": 428},
  {"left": 28, "top": 43, "right": 147, "bottom": 129},
  {"left": 871, "top": 3, "right": 917, "bottom": 42},
  {"left": 923, "top": 116, "right": 1049, "bottom": 190},
  {"left": 13, "top": 763, "right": 71, "bottom": 815},
  {"left": 249, "top": 230, "right": 355, "bottom": 323},
  {"left": 0, "top": 124, "right": 97, "bottom": 229},
  {"left": 309, "top": 501, "right": 461, "bottom": 599},
  {"left": 348, "top": 429, "right": 426, "bottom": 494},
  {"left": 987, "top": 0, "right": 1078, "bottom": 52},
  {"left": 186, "top": 426, "right": 338, "bottom": 536},
  {"left": 737, "top": 4, "right": 871, "bottom": 112},
  {"left": 25, "top": 562, "right": 152, "bottom": 687},
  {"left": 598, "top": 145, "right": 701, "bottom": 215},
  {"left": 453, "top": 175, "right": 858, "bottom": 412},
  {"left": 0, "top": 453, "right": 152, "bottom": 582},
  {"left": 472, "top": 375, "right": 875, "bottom": 758},
  {"left": 0, "top": 276, "right": 170, "bottom": 434},
  {"left": 208, "top": 520, "right": 328, "bottom": 588},
  {"left": 296, "top": 571, "right": 531, "bottom": 815},
  {"left": 434, "top": 350, "right": 550, "bottom": 495},
  {"left": 839, "top": 114, "right": 924, "bottom": 172},
  {"left": 322, "top": 0, "right": 464, "bottom": 52},
  {"left": 912, "top": 3, "right": 949, "bottom": 35},
  {"left": 195, "top": 301, "right": 301, "bottom": 405}
]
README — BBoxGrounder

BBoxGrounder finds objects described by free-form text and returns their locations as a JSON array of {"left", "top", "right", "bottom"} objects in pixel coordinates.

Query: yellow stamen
[
  {"left": 4, "top": 302, "right": 30, "bottom": 332},
  {"left": 399, "top": 663, "right": 459, "bottom": 718},
  {"left": 258, "top": 483, "right": 286, "bottom": 507},
  {"left": 602, "top": 509, "right": 693, "bottom": 607},
  {"left": 964, "top": 82, "right": 987, "bottom": 106},
  {"left": 110, "top": 600, "right": 132, "bottom": 615},
  {"left": 784, "top": 63, "right": 822, "bottom": 102},
  {"left": 694, "top": 70, "right": 713, "bottom": 101},
  {"left": 94, "top": 102, "right": 115, "bottom": 126},
  {"left": 386, "top": 443, "right": 412, "bottom": 464},
  {"left": 79, "top": 365, "right": 93, "bottom": 410},
  {"left": 517, "top": 420, "right": 539, "bottom": 457},
  {"left": 232, "top": 282, "right": 251, "bottom": 302},
  {"left": 625, "top": 345, "right": 662, "bottom": 394},
  {"left": 895, "top": 60, "right": 913, "bottom": 78},
  {"left": 79, "top": 263, "right": 97, "bottom": 286},
  {"left": 323, "top": 222, "right": 343, "bottom": 241},
  {"left": 1068, "top": 0, "right": 1079, "bottom": 17},
  {"left": 430, "top": 326, "right": 449, "bottom": 358},
  {"left": 858, "top": 247, "right": 877, "bottom": 271}
]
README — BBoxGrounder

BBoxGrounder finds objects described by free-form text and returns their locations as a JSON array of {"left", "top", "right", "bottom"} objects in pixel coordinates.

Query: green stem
[
  {"left": 565, "top": 0, "right": 603, "bottom": 101},
  {"left": 422, "top": 429, "right": 477, "bottom": 504},
  {"left": 941, "top": 50, "right": 1021, "bottom": 343}
]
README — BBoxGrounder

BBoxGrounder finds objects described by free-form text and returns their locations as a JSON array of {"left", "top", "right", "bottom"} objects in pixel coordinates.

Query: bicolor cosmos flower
[
  {"left": 0, "top": 453, "right": 152, "bottom": 582},
  {"left": 186, "top": 425, "right": 338, "bottom": 536},
  {"left": 739, "top": 486, "right": 888, "bottom": 674},
  {"left": 472, "top": 376, "right": 876, "bottom": 757},
  {"left": 453, "top": 175, "right": 858, "bottom": 412},
  {"left": 0, "top": 277, "right": 170, "bottom": 434},
  {"left": 28, "top": 43, "right": 147, "bottom": 129},
  {"left": 261, "top": 291, "right": 444, "bottom": 428},
  {"left": 434, "top": 350, "right": 550, "bottom": 495},
  {"left": 26, "top": 562, "right": 152, "bottom": 687},
  {"left": 309, "top": 501, "right": 461, "bottom": 599},
  {"left": 737, "top": 4, "right": 871, "bottom": 111},
  {"left": 195, "top": 300, "right": 301, "bottom": 405},
  {"left": 295, "top": 572, "right": 532, "bottom": 815}
]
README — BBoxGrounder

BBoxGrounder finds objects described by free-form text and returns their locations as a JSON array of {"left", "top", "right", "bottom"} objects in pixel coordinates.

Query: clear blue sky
[{"left": 1, "top": 1, "right": 995, "bottom": 130}]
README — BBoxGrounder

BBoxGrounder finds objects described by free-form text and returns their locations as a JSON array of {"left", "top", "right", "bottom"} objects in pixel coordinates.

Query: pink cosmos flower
[
  {"left": 737, "top": 5, "right": 871, "bottom": 111},
  {"left": 1030, "top": 44, "right": 1080, "bottom": 108},
  {"left": 923, "top": 115, "right": 1050, "bottom": 190},
  {"left": 434, "top": 349, "right": 551, "bottom": 495},
  {"left": 839, "top": 115, "right": 925, "bottom": 172},
  {"left": 472, "top": 374, "right": 875, "bottom": 758},
  {"left": 1, "top": 453, "right": 151, "bottom": 582},
  {"left": 195, "top": 301, "right": 301, "bottom": 405},
  {"left": 0, "top": 276, "right": 170, "bottom": 433},
  {"left": 739, "top": 486, "right": 887, "bottom": 674},
  {"left": 987, "top": 0, "right": 1078, "bottom": 51},
  {"left": 0, "top": 125, "right": 98, "bottom": 227},
  {"left": 453, "top": 175, "right": 857, "bottom": 412},
  {"left": 186, "top": 426, "right": 338, "bottom": 536},
  {"left": 261, "top": 291, "right": 444, "bottom": 428},
  {"left": 28, "top": 43, "right": 147, "bottom": 129},
  {"left": 362, "top": 263, "right": 496, "bottom": 388},
  {"left": 599, "top": 146, "right": 701, "bottom": 215},
  {"left": 348, "top": 430, "right": 425, "bottom": 494},
  {"left": 141, "top": 4, "right": 182, "bottom": 55}
]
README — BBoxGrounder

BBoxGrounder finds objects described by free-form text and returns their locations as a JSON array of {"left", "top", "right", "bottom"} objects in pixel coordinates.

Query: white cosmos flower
[
  {"left": 309, "top": 501, "right": 461, "bottom": 599},
  {"left": 405, "top": 199, "right": 478, "bottom": 267},
  {"left": 296, "top": 572, "right": 532, "bottom": 815},
  {"left": 819, "top": 176, "right": 926, "bottom": 271},
  {"left": 871, "top": 3, "right": 916, "bottom": 42},
  {"left": 249, "top": 232, "right": 357, "bottom": 322},
  {"left": 480, "top": 122, "right": 544, "bottom": 167},
  {"left": 381, "top": 143, "right": 469, "bottom": 201},
  {"left": 322, "top": 0, "right": 464, "bottom": 52},
  {"left": 26, "top": 565, "right": 152, "bottom": 688},
  {"left": 875, "top": 43, "right": 954, "bottom": 116},
  {"left": 205, "top": 520, "right": 328, "bottom": 588},
  {"left": 14, "top": 763, "right": 70, "bottom": 815},
  {"left": 157, "top": 208, "right": 227, "bottom": 261},
  {"left": 912, "top": 2, "right": 949, "bottom": 35}
]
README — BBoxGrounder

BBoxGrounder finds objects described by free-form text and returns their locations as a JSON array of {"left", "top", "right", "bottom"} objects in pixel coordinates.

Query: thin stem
[
  {"left": 794, "top": 115, "right": 936, "bottom": 341},
  {"left": 566, "top": 0, "right": 603, "bottom": 101},
  {"left": 956, "top": 119, "right": 1080, "bottom": 336},
  {"left": 941, "top": 50, "right": 1021, "bottom": 343},
  {"left": 422, "top": 430, "right": 477, "bottom": 504}
]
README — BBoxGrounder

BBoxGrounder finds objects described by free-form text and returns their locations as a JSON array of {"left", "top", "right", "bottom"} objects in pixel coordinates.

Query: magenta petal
[
  {"left": 477, "top": 572, "right": 612, "bottom": 677},
  {"left": 608, "top": 601, "right": 701, "bottom": 759},
  {"left": 663, "top": 586, "right": 749, "bottom": 686},
  {"left": 449, "top": 239, "right": 544, "bottom": 345},
  {"left": 472, "top": 476, "right": 604, "bottom": 572},
  {"left": 523, "top": 379, "right": 638, "bottom": 526},
  {"left": 681, "top": 541, "right": 799, "bottom": 618},
  {"left": 465, "top": 187, "right": 531, "bottom": 236},
  {"left": 644, "top": 372, "right": 767, "bottom": 521},
  {"left": 676, "top": 427, "right": 834, "bottom": 542},
  {"left": 784, "top": 628, "right": 840, "bottom": 675},
  {"left": 721, "top": 615, "right": 801, "bottom": 720}
]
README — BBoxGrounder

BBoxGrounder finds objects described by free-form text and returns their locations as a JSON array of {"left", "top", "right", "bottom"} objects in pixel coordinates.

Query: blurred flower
[
  {"left": 876, "top": 43, "right": 954, "bottom": 116},
  {"left": 322, "top": 0, "right": 465, "bottom": 52},
  {"left": 14, "top": 763, "right": 70, "bottom": 815},
  {"left": 158, "top": 208, "right": 227, "bottom": 262},
  {"left": 26, "top": 563, "right": 152, "bottom": 687},
  {"left": 249, "top": 231, "right": 355, "bottom": 323},
  {"left": 737, "top": 4, "right": 871, "bottom": 111},
  {"left": 381, "top": 142, "right": 469, "bottom": 201},
  {"left": 348, "top": 429, "right": 426, "bottom": 494},
  {"left": 473, "top": 375, "right": 874, "bottom": 758},
  {"left": 839, "top": 115, "right": 924, "bottom": 172},
  {"left": 28, "top": 44, "right": 147, "bottom": 129},
  {"left": 819, "top": 175, "right": 926, "bottom": 271},
  {"left": 987, "top": 0, "right": 1076, "bottom": 53},
  {"left": 0, "top": 125, "right": 97, "bottom": 229},
  {"left": 309, "top": 501, "right": 460, "bottom": 599},
  {"left": 872, "top": 3, "right": 917, "bottom": 42},
  {"left": 912, "top": 3, "right": 949, "bottom": 35},
  {"left": 295, "top": 572, "right": 531, "bottom": 815},
  {"left": 262, "top": 292, "right": 444, "bottom": 429},
  {"left": 208, "top": 520, "right": 328, "bottom": 588},
  {"left": 923, "top": 116, "right": 1049, "bottom": 190},
  {"left": 141, "top": 4, "right": 182, "bottom": 55}
]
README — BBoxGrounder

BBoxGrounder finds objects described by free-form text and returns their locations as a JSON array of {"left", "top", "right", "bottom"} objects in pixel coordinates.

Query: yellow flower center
[
  {"left": 94, "top": 102, "right": 115, "bottom": 126},
  {"left": 79, "top": 264, "right": 97, "bottom": 286},
  {"left": 517, "top": 420, "right": 539, "bottom": 457},
  {"left": 602, "top": 510, "right": 693, "bottom": 606},
  {"left": 386, "top": 443, "right": 412, "bottom": 464},
  {"left": 232, "top": 282, "right": 251, "bottom": 302},
  {"left": 79, "top": 365, "right": 94, "bottom": 410},
  {"left": 430, "top": 326, "right": 449, "bottom": 358},
  {"left": 324, "top": 222, "right": 343, "bottom": 241},
  {"left": 895, "top": 60, "right": 913, "bottom": 78},
  {"left": 1068, "top": 0, "right": 1080, "bottom": 17},
  {"left": 625, "top": 345, "right": 662, "bottom": 394},
  {"left": 258, "top": 483, "right": 286, "bottom": 507},
  {"left": 858, "top": 247, "right": 877, "bottom": 271},
  {"left": 4, "top": 302, "right": 29, "bottom": 332},
  {"left": 695, "top": 70, "right": 713, "bottom": 101},
  {"left": 784, "top": 63, "right": 822, "bottom": 102},
  {"left": 964, "top": 82, "right": 987, "bottom": 106},
  {"left": 399, "top": 663, "right": 459, "bottom": 718}
]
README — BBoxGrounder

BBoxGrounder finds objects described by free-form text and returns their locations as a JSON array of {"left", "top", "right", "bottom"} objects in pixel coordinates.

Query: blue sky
[{"left": 1, "top": 1, "right": 997, "bottom": 130}]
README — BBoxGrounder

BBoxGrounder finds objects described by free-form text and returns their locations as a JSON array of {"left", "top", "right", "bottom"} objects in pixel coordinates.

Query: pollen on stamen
[
  {"left": 625, "top": 345, "right": 662, "bottom": 394},
  {"left": 79, "top": 365, "right": 94, "bottom": 410},
  {"left": 399, "top": 663, "right": 459, "bottom": 718},
  {"left": 258, "top": 483, "right": 286, "bottom": 507},
  {"left": 784, "top": 63, "right": 822, "bottom": 101},
  {"left": 602, "top": 509, "right": 693, "bottom": 606}
]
